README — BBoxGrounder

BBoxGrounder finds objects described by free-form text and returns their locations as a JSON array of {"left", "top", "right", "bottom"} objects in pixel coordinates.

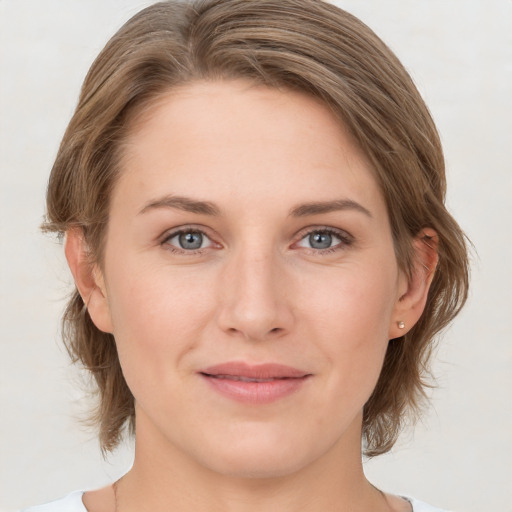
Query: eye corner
[
  {"left": 160, "top": 226, "right": 221, "bottom": 254},
  {"left": 293, "top": 226, "right": 354, "bottom": 253}
]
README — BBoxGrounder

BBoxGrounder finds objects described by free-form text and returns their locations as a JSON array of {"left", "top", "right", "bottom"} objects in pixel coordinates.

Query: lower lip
[{"left": 200, "top": 374, "right": 310, "bottom": 404}]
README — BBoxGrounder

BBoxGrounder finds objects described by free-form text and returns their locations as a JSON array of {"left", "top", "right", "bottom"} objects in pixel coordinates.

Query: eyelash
[
  {"left": 294, "top": 227, "right": 354, "bottom": 255},
  {"left": 161, "top": 226, "right": 215, "bottom": 255},
  {"left": 160, "top": 226, "right": 354, "bottom": 255}
]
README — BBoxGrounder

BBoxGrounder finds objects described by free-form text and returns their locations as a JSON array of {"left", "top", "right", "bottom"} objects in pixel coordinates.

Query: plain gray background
[{"left": 1, "top": 1, "right": 511, "bottom": 511}]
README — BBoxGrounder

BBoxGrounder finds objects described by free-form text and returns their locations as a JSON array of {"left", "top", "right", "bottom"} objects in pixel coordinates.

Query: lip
[{"left": 199, "top": 362, "right": 312, "bottom": 404}]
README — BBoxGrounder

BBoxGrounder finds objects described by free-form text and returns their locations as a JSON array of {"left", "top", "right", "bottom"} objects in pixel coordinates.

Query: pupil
[
  {"left": 179, "top": 231, "right": 203, "bottom": 249},
  {"left": 310, "top": 232, "right": 332, "bottom": 249}
]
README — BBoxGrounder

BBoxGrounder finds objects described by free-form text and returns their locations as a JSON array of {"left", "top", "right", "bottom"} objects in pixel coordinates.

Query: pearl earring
[{"left": 397, "top": 321, "right": 405, "bottom": 329}]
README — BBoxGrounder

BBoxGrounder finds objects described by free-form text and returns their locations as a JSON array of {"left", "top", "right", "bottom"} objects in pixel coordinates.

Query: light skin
[{"left": 67, "top": 80, "right": 437, "bottom": 512}]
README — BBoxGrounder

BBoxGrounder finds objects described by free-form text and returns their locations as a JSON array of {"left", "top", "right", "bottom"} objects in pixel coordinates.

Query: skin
[{"left": 68, "top": 80, "right": 437, "bottom": 512}]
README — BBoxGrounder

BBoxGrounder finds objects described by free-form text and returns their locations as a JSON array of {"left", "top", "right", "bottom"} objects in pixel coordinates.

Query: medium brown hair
[{"left": 44, "top": 0, "right": 469, "bottom": 456}]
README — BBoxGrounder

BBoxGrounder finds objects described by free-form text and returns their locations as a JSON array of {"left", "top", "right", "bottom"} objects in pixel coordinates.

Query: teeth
[{"left": 213, "top": 375, "right": 278, "bottom": 383}]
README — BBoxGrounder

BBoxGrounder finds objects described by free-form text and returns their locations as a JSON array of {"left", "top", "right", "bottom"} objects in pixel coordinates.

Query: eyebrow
[
  {"left": 139, "top": 195, "right": 221, "bottom": 216},
  {"left": 290, "top": 199, "right": 372, "bottom": 218},
  {"left": 139, "top": 195, "right": 371, "bottom": 219}
]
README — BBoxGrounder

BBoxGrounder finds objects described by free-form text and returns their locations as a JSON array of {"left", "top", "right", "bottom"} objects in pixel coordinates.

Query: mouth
[
  {"left": 204, "top": 375, "right": 289, "bottom": 383},
  {"left": 198, "top": 362, "right": 311, "bottom": 404}
]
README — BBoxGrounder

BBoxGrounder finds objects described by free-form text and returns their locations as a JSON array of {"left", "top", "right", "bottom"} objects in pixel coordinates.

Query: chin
[
  {"left": 207, "top": 453, "right": 309, "bottom": 480},
  {"left": 195, "top": 430, "right": 323, "bottom": 480}
]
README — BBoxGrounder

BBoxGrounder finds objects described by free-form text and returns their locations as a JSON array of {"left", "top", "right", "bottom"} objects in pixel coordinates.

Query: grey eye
[
  {"left": 308, "top": 231, "right": 334, "bottom": 249},
  {"left": 296, "top": 229, "right": 345, "bottom": 251},
  {"left": 178, "top": 231, "right": 204, "bottom": 250}
]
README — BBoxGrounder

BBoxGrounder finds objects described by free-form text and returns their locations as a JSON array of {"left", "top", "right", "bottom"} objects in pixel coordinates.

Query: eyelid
[
  {"left": 158, "top": 224, "right": 353, "bottom": 255},
  {"left": 293, "top": 226, "right": 354, "bottom": 251},
  {"left": 160, "top": 225, "right": 221, "bottom": 253}
]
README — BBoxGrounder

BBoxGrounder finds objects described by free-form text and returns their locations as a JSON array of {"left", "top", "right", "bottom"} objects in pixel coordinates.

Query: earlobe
[
  {"left": 389, "top": 228, "right": 438, "bottom": 339},
  {"left": 64, "top": 229, "right": 113, "bottom": 333}
]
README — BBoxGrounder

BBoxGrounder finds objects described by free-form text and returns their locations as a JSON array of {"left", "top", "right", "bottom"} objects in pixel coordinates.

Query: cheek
[
  {"left": 300, "top": 263, "right": 398, "bottom": 398},
  {"left": 104, "top": 258, "right": 213, "bottom": 375},
  {"left": 303, "top": 262, "right": 397, "bottom": 345}
]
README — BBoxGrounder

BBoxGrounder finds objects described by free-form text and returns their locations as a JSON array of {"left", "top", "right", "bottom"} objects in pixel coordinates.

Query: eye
[
  {"left": 296, "top": 228, "right": 351, "bottom": 251},
  {"left": 306, "top": 231, "right": 338, "bottom": 249},
  {"left": 164, "top": 229, "right": 213, "bottom": 251}
]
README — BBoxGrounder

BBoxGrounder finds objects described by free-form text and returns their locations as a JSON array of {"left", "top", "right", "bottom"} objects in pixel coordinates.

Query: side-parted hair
[{"left": 43, "top": 0, "right": 469, "bottom": 456}]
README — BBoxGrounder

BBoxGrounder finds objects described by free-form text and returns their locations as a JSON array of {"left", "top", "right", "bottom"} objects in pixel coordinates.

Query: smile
[
  {"left": 199, "top": 362, "right": 311, "bottom": 404},
  {"left": 205, "top": 375, "right": 287, "bottom": 383}
]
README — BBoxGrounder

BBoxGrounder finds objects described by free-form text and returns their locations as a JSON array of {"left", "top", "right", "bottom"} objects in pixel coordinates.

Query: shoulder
[
  {"left": 21, "top": 491, "right": 87, "bottom": 512},
  {"left": 405, "top": 496, "right": 453, "bottom": 512}
]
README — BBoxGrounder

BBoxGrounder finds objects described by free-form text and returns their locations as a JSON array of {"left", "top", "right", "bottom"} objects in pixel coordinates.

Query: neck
[{"left": 114, "top": 412, "right": 390, "bottom": 512}]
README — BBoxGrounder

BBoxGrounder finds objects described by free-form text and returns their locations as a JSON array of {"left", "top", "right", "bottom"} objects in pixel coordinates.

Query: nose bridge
[{"left": 217, "top": 240, "right": 292, "bottom": 340}]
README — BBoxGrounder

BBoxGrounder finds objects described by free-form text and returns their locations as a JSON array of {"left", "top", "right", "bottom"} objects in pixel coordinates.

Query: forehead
[{"left": 115, "top": 79, "right": 384, "bottom": 216}]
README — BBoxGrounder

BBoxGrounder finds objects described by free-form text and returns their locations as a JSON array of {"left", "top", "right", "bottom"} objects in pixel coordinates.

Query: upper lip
[{"left": 199, "top": 362, "right": 310, "bottom": 379}]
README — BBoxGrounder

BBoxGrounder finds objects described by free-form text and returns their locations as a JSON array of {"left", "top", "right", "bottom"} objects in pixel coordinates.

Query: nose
[{"left": 216, "top": 246, "right": 294, "bottom": 341}]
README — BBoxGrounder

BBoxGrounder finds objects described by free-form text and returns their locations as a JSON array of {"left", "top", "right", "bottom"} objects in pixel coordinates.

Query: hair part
[{"left": 43, "top": 0, "right": 469, "bottom": 456}]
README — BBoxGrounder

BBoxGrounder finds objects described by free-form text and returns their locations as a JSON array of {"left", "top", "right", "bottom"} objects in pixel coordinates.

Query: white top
[{"left": 22, "top": 491, "right": 452, "bottom": 512}]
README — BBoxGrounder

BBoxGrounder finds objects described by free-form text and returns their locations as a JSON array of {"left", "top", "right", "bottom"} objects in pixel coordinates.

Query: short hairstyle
[{"left": 43, "top": 0, "right": 470, "bottom": 456}]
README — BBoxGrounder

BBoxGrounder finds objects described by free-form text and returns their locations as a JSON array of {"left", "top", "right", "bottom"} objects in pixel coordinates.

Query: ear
[
  {"left": 389, "top": 228, "right": 439, "bottom": 339},
  {"left": 64, "top": 228, "right": 113, "bottom": 333}
]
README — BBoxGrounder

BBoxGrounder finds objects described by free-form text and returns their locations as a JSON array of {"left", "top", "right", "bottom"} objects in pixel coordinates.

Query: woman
[{"left": 27, "top": 1, "right": 469, "bottom": 511}]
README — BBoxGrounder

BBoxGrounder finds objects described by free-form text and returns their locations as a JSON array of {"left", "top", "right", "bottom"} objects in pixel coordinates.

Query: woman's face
[{"left": 93, "top": 80, "right": 409, "bottom": 477}]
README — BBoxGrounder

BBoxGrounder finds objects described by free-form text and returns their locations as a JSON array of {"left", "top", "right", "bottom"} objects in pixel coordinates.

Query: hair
[{"left": 43, "top": 0, "right": 469, "bottom": 456}]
